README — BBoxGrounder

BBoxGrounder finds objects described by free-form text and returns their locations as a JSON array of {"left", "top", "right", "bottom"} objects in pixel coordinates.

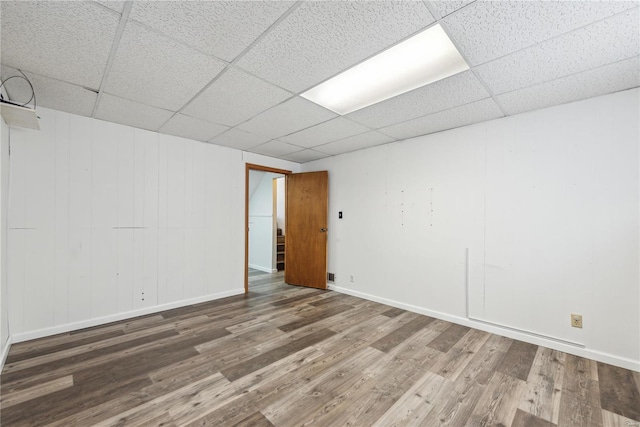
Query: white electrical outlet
[
  {"left": 350, "top": 275, "right": 354, "bottom": 283},
  {"left": 571, "top": 314, "right": 583, "bottom": 328}
]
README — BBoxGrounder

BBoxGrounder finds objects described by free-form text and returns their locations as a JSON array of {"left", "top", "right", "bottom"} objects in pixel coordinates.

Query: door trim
[{"left": 245, "top": 163, "right": 292, "bottom": 293}]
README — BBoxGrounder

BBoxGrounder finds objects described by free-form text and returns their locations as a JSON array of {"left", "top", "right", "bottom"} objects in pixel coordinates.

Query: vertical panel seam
[
  {"left": 66, "top": 115, "right": 71, "bottom": 326},
  {"left": 53, "top": 112, "right": 57, "bottom": 327},
  {"left": 132, "top": 130, "right": 136, "bottom": 310},
  {"left": 482, "top": 126, "right": 487, "bottom": 314},
  {"left": 91, "top": 122, "right": 97, "bottom": 317}
]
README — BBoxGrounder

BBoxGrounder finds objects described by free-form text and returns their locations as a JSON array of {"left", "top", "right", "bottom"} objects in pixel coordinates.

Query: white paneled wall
[
  {"left": 7, "top": 108, "right": 252, "bottom": 341},
  {"left": 1, "top": 117, "right": 9, "bottom": 365},
  {"left": 303, "top": 88, "right": 640, "bottom": 371}
]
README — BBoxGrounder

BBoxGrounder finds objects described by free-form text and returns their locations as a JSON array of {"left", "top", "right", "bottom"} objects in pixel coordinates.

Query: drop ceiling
[{"left": 1, "top": 1, "right": 638, "bottom": 163}]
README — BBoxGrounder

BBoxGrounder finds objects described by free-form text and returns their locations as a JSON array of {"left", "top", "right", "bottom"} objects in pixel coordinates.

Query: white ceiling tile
[
  {"left": 208, "top": 128, "right": 271, "bottom": 151},
  {"left": 379, "top": 98, "right": 503, "bottom": 140},
  {"left": 279, "top": 117, "right": 371, "bottom": 148},
  {"left": 316, "top": 131, "right": 395, "bottom": 156},
  {"left": 129, "top": 2, "right": 294, "bottom": 62},
  {"left": 428, "top": 1, "right": 476, "bottom": 19},
  {"left": 347, "top": 71, "right": 489, "bottom": 129},
  {"left": 1, "top": 66, "right": 96, "bottom": 117},
  {"left": 249, "top": 140, "right": 302, "bottom": 157},
  {"left": 182, "top": 68, "right": 292, "bottom": 127},
  {"left": 281, "top": 150, "right": 331, "bottom": 163},
  {"left": 2, "top": 0, "right": 638, "bottom": 163},
  {"left": 1, "top": 65, "right": 38, "bottom": 105},
  {"left": 159, "top": 114, "right": 229, "bottom": 143},
  {"left": 497, "top": 57, "right": 640, "bottom": 116},
  {"left": 95, "top": 93, "right": 173, "bottom": 132},
  {"left": 237, "top": 1, "right": 435, "bottom": 92},
  {"left": 444, "top": 1, "right": 638, "bottom": 66},
  {"left": 104, "top": 22, "right": 226, "bottom": 111},
  {"left": 476, "top": 8, "right": 640, "bottom": 95},
  {"left": 94, "top": 1, "right": 125, "bottom": 14},
  {"left": 1, "top": 1, "right": 119, "bottom": 89},
  {"left": 238, "top": 97, "right": 337, "bottom": 139},
  {"left": 0, "top": 66, "right": 26, "bottom": 100}
]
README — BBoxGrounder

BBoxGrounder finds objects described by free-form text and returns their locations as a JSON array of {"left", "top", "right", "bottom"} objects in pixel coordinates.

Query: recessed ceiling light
[{"left": 301, "top": 24, "right": 469, "bottom": 115}]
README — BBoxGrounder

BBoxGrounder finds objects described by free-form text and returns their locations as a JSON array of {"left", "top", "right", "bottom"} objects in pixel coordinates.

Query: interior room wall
[
  {"left": 303, "top": 88, "right": 640, "bottom": 371},
  {"left": 243, "top": 152, "right": 299, "bottom": 174},
  {"left": 249, "top": 172, "right": 279, "bottom": 272},
  {"left": 0, "top": 116, "right": 10, "bottom": 367},
  {"left": 276, "top": 177, "right": 285, "bottom": 234},
  {"left": 6, "top": 107, "right": 299, "bottom": 342},
  {"left": 248, "top": 170, "right": 264, "bottom": 200}
]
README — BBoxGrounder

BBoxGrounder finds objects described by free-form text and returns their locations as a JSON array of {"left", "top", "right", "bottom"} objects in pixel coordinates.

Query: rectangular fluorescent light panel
[{"left": 301, "top": 24, "right": 469, "bottom": 115}]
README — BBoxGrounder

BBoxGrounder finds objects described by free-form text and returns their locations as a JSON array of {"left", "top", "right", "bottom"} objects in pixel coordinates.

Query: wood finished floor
[{"left": 2, "top": 271, "right": 639, "bottom": 427}]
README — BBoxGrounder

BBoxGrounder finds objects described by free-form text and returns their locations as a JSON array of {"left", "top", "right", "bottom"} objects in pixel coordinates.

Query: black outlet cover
[{"left": 338, "top": 211, "right": 343, "bottom": 219}]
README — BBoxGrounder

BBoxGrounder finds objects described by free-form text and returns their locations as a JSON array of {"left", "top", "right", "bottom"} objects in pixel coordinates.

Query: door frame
[{"left": 245, "top": 163, "right": 292, "bottom": 293}]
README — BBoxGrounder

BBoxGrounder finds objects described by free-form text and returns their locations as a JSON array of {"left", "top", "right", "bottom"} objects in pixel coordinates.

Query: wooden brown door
[{"left": 285, "top": 171, "right": 328, "bottom": 289}]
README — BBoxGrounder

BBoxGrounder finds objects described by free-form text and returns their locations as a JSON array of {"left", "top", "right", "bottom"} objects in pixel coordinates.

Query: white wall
[
  {"left": 243, "top": 152, "right": 299, "bottom": 174},
  {"left": 0, "top": 116, "right": 10, "bottom": 366},
  {"left": 249, "top": 172, "right": 279, "bottom": 272},
  {"left": 7, "top": 107, "right": 299, "bottom": 342},
  {"left": 303, "top": 88, "right": 640, "bottom": 371},
  {"left": 249, "top": 172, "right": 278, "bottom": 215},
  {"left": 276, "top": 177, "right": 285, "bottom": 234},
  {"left": 248, "top": 170, "right": 264, "bottom": 199}
]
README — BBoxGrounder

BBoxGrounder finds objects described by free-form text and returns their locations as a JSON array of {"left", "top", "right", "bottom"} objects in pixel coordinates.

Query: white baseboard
[
  {"left": 11, "top": 288, "right": 245, "bottom": 344},
  {"left": 0, "top": 335, "right": 12, "bottom": 372},
  {"left": 248, "top": 264, "right": 277, "bottom": 273},
  {"left": 328, "top": 284, "right": 640, "bottom": 372}
]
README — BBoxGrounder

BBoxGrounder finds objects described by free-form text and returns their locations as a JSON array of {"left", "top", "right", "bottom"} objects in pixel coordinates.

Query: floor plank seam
[{"left": 2, "top": 273, "right": 639, "bottom": 427}]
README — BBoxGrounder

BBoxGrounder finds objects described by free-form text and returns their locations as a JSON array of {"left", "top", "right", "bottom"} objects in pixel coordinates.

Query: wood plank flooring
[{"left": 2, "top": 271, "right": 639, "bottom": 427}]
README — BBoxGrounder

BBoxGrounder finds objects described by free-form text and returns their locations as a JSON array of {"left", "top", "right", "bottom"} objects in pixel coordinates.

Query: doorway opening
[
  {"left": 245, "top": 164, "right": 291, "bottom": 293},
  {"left": 247, "top": 171, "right": 285, "bottom": 275}
]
